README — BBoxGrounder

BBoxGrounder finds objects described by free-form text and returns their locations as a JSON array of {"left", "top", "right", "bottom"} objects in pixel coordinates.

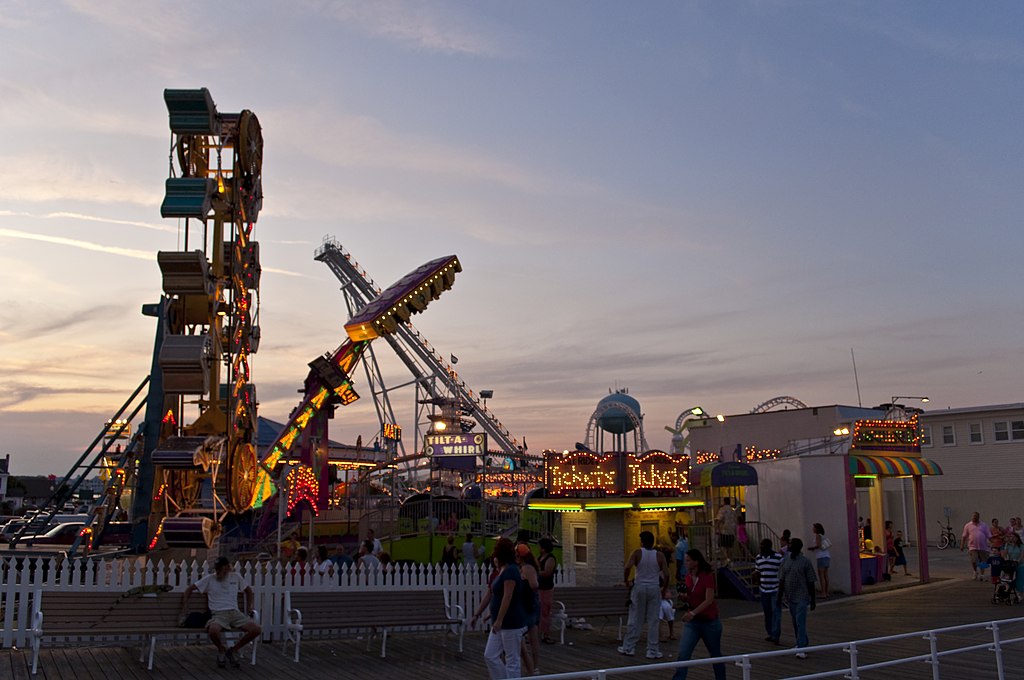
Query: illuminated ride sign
[
  {"left": 382, "top": 422, "right": 402, "bottom": 442},
  {"left": 851, "top": 415, "right": 921, "bottom": 455},
  {"left": 545, "top": 450, "right": 690, "bottom": 498},
  {"left": 425, "top": 432, "right": 488, "bottom": 457}
]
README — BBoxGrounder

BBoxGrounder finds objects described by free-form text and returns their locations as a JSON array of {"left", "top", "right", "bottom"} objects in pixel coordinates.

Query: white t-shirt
[{"left": 195, "top": 572, "right": 244, "bottom": 612}]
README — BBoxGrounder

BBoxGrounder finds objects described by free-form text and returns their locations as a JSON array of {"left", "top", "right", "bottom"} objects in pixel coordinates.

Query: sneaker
[
  {"left": 764, "top": 635, "right": 775, "bottom": 641},
  {"left": 226, "top": 648, "right": 240, "bottom": 668},
  {"left": 216, "top": 651, "right": 226, "bottom": 668},
  {"left": 616, "top": 646, "right": 635, "bottom": 656},
  {"left": 795, "top": 651, "right": 808, "bottom": 659},
  {"left": 645, "top": 650, "right": 664, "bottom": 660}
]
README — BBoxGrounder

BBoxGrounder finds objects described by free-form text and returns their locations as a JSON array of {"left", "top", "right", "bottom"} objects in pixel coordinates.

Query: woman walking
[
  {"left": 515, "top": 543, "right": 542, "bottom": 675},
  {"left": 809, "top": 523, "right": 831, "bottom": 598},
  {"left": 671, "top": 549, "right": 725, "bottom": 680},
  {"left": 471, "top": 538, "right": 528, "bottom": 679}
]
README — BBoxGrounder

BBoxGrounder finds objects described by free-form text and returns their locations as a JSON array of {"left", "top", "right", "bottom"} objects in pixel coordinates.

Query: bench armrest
[
  {"left": 449, "top": 603, "right": 465, "bottom": 622},
  {"left": 286, "top": 607, "right": 303, "bottom": 626}
]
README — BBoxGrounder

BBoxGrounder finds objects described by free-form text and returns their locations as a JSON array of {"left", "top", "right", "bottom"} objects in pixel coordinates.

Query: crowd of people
[
  {"left": 471, "top": 534, "right": 557, "bottom": 678},
  {"left": 961, "top": 511, "right": 1024, "bottom": 598},
  {"left": 182, "top": 507, "right": 1024, "bottom": 674},
  {"left": 609, "top": 525, "right": 823, "bottom": 678}
]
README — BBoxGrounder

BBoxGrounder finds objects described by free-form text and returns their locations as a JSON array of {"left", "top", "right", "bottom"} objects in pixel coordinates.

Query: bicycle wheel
[{"left": 938, "top": 533, "right": 951, "bottom": 550}]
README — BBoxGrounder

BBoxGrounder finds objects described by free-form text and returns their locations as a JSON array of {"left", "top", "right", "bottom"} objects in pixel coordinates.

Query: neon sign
[{"left": 546, "top": 450, "right": 690, "bottom": 498}]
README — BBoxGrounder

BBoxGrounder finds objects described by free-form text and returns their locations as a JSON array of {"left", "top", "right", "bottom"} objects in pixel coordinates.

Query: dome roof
[{"left": 597, "top": 392, "right": 642, "bottom": 434}]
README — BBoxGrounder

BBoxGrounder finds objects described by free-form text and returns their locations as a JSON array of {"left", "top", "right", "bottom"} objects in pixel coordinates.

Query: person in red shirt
[{"left": 671, "top": 549, "right": 725, "bottom": 680}]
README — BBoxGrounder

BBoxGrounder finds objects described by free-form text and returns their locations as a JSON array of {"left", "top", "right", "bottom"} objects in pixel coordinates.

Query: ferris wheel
[{"left": 134, "top": 88, "right": 265, "bottom": 549}]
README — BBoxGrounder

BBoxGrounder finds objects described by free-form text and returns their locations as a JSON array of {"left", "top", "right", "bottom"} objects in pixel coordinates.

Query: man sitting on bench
[{"left": 181, "top": 556, "right": 262, "bottom": 668}]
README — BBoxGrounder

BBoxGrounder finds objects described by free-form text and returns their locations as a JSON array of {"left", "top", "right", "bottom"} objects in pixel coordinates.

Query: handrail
[{"left": 529, "top": 615, "right": 1024, "bottom": 680}]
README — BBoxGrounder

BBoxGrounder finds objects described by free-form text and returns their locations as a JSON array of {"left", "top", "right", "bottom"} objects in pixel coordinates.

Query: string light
[
  {"left": 286, "top": 466, "right": 320, "bottom": 516},
  {"left": 852, "top": 415, "right": 921, "bottom": 452},
  {"left": 744, "top": 446, "right": 781, "bottom": 462}
]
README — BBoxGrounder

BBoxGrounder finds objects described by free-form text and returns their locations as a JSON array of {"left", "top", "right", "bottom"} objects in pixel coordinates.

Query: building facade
[{"left": 903, "top": 404, "right": 1024, "bottom": 544}]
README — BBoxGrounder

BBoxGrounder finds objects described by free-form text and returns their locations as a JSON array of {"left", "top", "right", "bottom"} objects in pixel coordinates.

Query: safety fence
[
  {"left": 530, "top": 615, "right": 1024, "bottom": 680},
  {"left": 0, "top": 555, "right": 575, "bottom": 648}
]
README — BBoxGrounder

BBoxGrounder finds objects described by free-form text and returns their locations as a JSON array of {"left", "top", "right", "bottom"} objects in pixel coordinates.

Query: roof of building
[{"left": 921, "top": 403, "right": 1024, "bottom": 418}]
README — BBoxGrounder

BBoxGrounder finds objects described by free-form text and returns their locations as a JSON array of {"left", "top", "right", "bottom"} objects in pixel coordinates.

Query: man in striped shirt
[{"left": 754, "top": 538, "right": 783, "bottom": 644}]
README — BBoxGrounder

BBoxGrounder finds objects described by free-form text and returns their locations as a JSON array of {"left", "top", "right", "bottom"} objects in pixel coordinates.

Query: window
[
  {"left": 572, "top": 525, "right": 588, "bottom": 565},
  {"left": 995, "top": 422, "right": 1009, "bottom": 442},
  {"left": 1013, "top": 420, "right": 1024, "bottom": 440},
  {"left": 942, "top": 425, "right": 955, "bottom": 446},
  {"left": 969, "top": 423, "right": 983, "bottom": 445},
  {"left": 921, "top": 425, "right": 932, "bottom": 447}
]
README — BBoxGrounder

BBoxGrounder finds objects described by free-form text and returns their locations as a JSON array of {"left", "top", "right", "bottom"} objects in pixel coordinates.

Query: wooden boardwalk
[{"left": 4, "top": 577, "right": 1022, "bottom": 679}]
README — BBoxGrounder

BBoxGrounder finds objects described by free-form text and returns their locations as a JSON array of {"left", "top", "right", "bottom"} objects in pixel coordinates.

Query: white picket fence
[{"left": 0, "top": 556, "right": 575, "bottom": 649}]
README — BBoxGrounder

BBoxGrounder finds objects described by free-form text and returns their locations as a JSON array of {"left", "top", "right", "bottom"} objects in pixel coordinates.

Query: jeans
[
  {"left": 788, "top": 599, "right": 810, "bottom": 648},
  {"left": 620, "top": 582, "right": 662, "bottom": 655},
  {"left": 483, "top": 626, "right": 527, "bottom": 679},
  {"left": 760, "top": 591, "right": 781, "bottom": 640},
  {"left": 671, "top": 618, "right": 725, "bottom": 680}
]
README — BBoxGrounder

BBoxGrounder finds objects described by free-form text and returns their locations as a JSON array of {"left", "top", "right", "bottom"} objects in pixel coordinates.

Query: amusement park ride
[
  {"left": 10, "top": 87, "right": 809, "bottom": 560},
  {"left": 8, "top": 87, "right": 528, "bottom": 558}
]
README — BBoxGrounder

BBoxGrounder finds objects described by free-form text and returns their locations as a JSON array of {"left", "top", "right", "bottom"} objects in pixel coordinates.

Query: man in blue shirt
[{"left": 777, "top": 538, "right": 817, "bottom": 658}]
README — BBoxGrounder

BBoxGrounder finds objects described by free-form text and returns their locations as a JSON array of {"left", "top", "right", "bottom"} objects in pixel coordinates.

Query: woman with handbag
[{"left": 810, "top": 523, "right": 832, "bottom": 598}]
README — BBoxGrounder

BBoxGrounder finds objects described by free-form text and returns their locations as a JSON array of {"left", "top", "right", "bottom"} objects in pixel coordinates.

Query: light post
[
  {"left": 664, "top": 407, "right": 717, "bottom": 457},
  {"left": 887, "top": 396, "right": 929, "bottom": 547}
]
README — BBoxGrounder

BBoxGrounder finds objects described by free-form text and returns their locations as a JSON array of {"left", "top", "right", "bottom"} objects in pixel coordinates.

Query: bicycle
[{"left": 936, "top": 520, "right": 958, "bottom": 550}]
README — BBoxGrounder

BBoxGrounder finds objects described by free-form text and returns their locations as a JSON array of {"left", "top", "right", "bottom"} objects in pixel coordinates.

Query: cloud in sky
[
  {"left": 0, "top": 227, "right": 154, "bottom": 260},
  {"left": 300, "top": 0, "right": 505, "bottom": 56},
  {"left": 0, "top": 2, "right": 1022, "bottom": 477}
]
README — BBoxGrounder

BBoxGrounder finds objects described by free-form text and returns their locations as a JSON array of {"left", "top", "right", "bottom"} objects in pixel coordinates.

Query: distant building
[
  {"left": 0, "top": 454, "right": 9, "bottom": 505},
  {"left": 912, "top": 404, "right": 1024, "bottom": 541},
  {"left": 687, "top": 404, "right": 942, "bottom": 595},
  {"left": 8, "top": 476, "right": 57, "bottom": 510}
]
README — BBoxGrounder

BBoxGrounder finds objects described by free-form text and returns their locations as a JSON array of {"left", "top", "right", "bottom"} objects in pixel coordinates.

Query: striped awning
[{"left": 849, "top": 455, "right": 943, "bottom": 477}]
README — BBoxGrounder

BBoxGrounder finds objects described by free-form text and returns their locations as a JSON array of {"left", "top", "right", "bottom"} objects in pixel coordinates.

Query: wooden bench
[
  {"left": 552, "top": 586, "right": 631, "bottom": 644},
  {"left": 28, "top": 587, "right": 260, "bottom": 674},
  {"left": 283, "top": 588, "right": 464, "bottom": 661}
]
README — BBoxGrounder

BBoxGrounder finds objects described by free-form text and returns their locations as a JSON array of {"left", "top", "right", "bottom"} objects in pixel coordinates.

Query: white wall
[
  {"left": 747, "top": 455, "right": 852, "bottom": 594},
  {"left": 560, "top": 510, "right": 627, "bottom": 587}
]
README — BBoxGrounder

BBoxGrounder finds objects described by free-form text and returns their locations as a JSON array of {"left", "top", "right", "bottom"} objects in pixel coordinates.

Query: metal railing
[{"left": 527, "top": 616, "right": 1024, "bottom": 680}]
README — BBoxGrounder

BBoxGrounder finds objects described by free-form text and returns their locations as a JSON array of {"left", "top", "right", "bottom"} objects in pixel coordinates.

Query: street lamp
[
  {"left": 664, "top": 407, "right": 717, "bottom": 457},
  {"left": 891, "top": 395, "right": 929, "bottom": 406}
]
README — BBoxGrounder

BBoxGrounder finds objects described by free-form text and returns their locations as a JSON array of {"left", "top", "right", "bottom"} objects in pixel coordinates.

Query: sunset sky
[{"left": 1, "top": 2, "right": 1021, "bottom": 476}]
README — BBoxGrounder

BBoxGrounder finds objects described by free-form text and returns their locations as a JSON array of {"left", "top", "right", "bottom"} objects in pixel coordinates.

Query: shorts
[
  {"left": 208, "top": 609, "right": 252, "bottom": 630},
  {"left": 659, "top": 599, "right": 675, "bottom": 622},
  {"left": 969, "top": 550, "right": 989, "bottom": 568},
  {"left": 817, "top": 557, "right": 831, "bottom": 569}
]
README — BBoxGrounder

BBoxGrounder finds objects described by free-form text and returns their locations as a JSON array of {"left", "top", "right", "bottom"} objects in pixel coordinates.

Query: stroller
[{"left": 992, "top": 560, "right": 1020, "bottom": 605}]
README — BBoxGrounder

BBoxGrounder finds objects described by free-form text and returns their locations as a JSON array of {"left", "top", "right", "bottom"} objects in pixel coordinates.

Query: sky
[{"left": 1, "top": 1, "right": 1022, "bottom": 477}]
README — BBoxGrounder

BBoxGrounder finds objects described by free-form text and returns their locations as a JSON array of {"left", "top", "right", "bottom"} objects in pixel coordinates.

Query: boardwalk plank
[{"left": 3, "top": 578, "right": 1023, "bottom": 680}]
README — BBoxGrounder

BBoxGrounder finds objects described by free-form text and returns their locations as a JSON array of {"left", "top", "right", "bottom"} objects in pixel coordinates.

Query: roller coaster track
[{"left": 315, "top": 237, "right": 524, "bottom": 461}]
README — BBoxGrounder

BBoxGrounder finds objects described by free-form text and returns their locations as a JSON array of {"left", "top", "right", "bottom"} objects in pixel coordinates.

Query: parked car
[{"left": 27, "top": 522, "right": 86, "bottom": 545}]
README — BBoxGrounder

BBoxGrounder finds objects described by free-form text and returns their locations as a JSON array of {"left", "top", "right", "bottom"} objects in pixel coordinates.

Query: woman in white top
[{"left": 809, "top": 523, "right": 832, "bottom": 598}]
